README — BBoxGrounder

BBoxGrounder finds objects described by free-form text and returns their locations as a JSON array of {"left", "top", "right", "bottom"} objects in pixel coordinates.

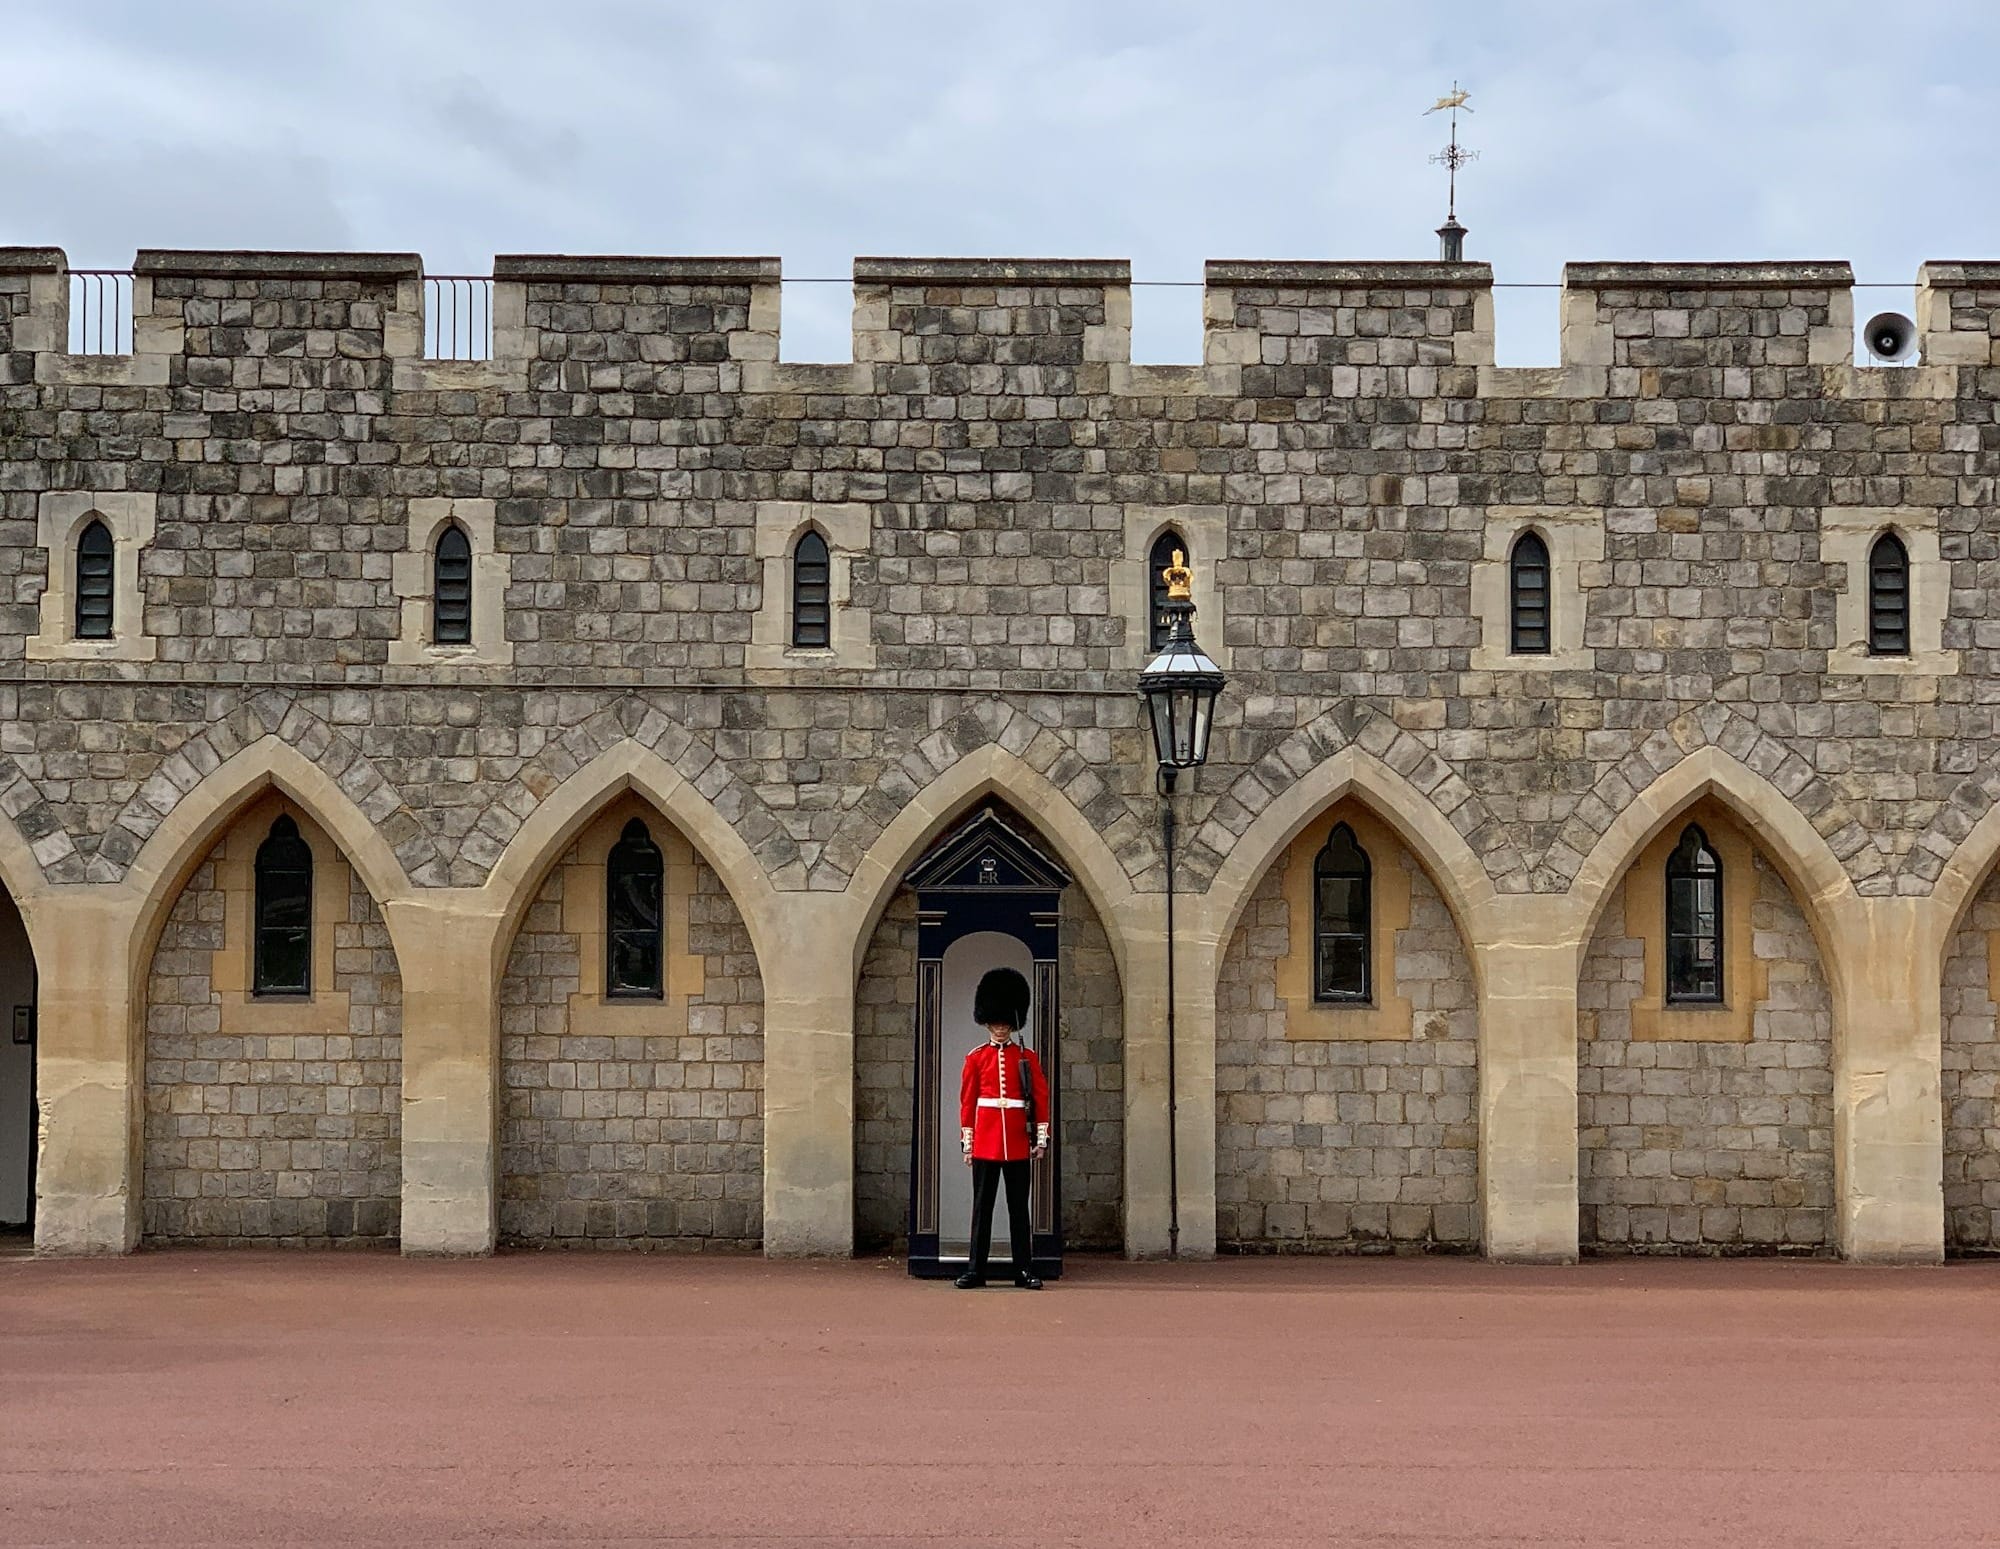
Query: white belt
[{"left": 977, "top": 1098, "right": 1025, "bottom": 1109}]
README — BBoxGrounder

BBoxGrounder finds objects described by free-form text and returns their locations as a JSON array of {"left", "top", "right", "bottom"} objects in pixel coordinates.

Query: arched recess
[
  {"left": 128, "top": 744, "right": 414, "bottom": 1246},
  {"left": 1923, "top": 791, "right": 2000, "bottom": 1252},
  {"left": 1567, "top": 747, "right": 1855, "bottom": 1255},
  {"left": 844, "top": 745, "right": 1137, "bottom": 1254},
  {"left": 483, "top": 740, "right": 776, "bottom": 1249},
  {"left": 0, "top": 829, "right": 40, "bottom": 1235},
  {"left": 1203, "top": 746, "right": 1492, "bottom": 1252}
]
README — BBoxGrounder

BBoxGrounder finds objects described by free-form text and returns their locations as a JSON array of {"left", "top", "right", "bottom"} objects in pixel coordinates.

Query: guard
[{"left": 955, "top": 966, "right": 1051, "bottom": 1289}]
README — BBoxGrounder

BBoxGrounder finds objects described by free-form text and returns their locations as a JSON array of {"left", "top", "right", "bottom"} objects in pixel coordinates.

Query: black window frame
[
  {"left": 75, "top": 519, "right": 114, "bottom": 641},
  {"left": 1312, "top": 822, "right": 1372, "bottom": 1004},
  {"left": 1147, "top": 529, "right": 1187, "bottom": 653},
  {"left": 605, "top": 818, "right": 665, "bottom": 1000},
  {"left": 252, "top": 814, "right": 314, "bottom": 998},
  {"left": 1509, "top": 529, "right": 1551, "bottom": 655},
  {"left": 791, "top": 528, "right": 832, "bottom": 650},
  {"left": 1867, "top": 530, "right": 1910, "bottom": 658},
  {"left": 1664, "top": 823, "right": 1724, "bottom": 1006},
  {"left": 433, "top": 523, "right": 473, "bottom": 646}
]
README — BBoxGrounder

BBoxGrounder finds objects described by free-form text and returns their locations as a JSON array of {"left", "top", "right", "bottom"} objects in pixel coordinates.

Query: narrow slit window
[
  {"left": 433, "top": 524, "right": 473, "bottom": 645},
  {"left": 1664, "top": 824, "right": 1723, "bottom": 1005},
  {"left": 792, "top": 529, "right": 831, "bottom": 649},
  {"left": 75, "top": 519, "right": 114, "bottom": 640},
  {"left": 1148, "top": 529, "right": 1187, "bottom": 653},
  {"left": 1867, "top": 531, "right": 1909, "bottom": 657},
  {"left": 606, "top": 818, "right": 664, "bottom": 999},
  {"left": 1509, "top": 530, "right": 1551, "bottom": 655},
  {"left": 1312, "top": 822, "right": 1372, "bottom": 1003},
  {"left": 253, "top": 815, "right": 314, "bottom": 997}
]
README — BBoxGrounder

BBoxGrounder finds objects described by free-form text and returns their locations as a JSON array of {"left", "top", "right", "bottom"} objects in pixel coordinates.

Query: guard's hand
[
  {"left": 963, "top": 1148, "right": 974, "bottom": 1167},
  {"left": 1031, "top": 1142, "right": 1047, "bottom": 1161}
]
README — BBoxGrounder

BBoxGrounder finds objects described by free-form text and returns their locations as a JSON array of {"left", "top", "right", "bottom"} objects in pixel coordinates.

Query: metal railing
[
  {"left": 69, "top": 271, "right": 134, "bottom": 355},
  {"left": 425, "top": 276, "right": 493, "bottom": 361}
]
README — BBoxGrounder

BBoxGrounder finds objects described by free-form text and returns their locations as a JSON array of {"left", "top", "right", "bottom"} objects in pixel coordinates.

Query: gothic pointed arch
[
  {"left": 462, "top": 700, "right": 798, "bottom": 893},
  {"left": 1189, "top": 702, "right": 1523, "bottom": 902},
  {"left": 1545, "top": 704, "right": 1884, "bottom": 900}
]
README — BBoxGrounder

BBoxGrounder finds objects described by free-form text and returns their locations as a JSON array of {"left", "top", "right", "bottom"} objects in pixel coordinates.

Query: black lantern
[
  {"left": 1138, "top": 551, "right": 1225, "bottom": 781},
  {"left": 1135, "top": 549, "right": 1225, "bottom": 1261}
]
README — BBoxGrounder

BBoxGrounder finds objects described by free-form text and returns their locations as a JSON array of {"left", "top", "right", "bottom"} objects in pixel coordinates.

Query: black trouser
[{"left": 969, "top": 1158, "right": 1032, "bottom": 1276}]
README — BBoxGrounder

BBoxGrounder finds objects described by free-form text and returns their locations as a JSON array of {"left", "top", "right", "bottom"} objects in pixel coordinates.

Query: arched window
[
  {"left": 1509, "top": 530, "right": 1551, "bottom": 655},
  {"left": 605, "top": 818, "right": 664, "bottom": 999},
  {"left": 433, "top": 524, "right": 472, "bottom": 645},
  {"left": 1665, "top": 824, "right": 1723, "bottom": 1005},
  {"left": 1867, "top": 531, "right": 1909, "bottom": 657},
  {"left": 253, "top": 815, "right": 314, "bottom": 997},
  {"left": 1148, "top": 529, "right": 1186, "bottom": 652},
  {"left": 791, "top": 529, "right": 831, "bottom": 649},
  {"left": 1312, "top": 822, "right": 1371, "bottom": 1003},
  {"left": 75, "top": 520, "right": 114, "bottom": 640}
]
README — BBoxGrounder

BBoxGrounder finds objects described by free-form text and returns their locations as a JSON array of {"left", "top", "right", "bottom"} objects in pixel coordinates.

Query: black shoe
[
  {"left": 1013, "top": 1272, "right": 1043, "bottom": 1290},
  {"left": 954, "top": 1271, "right": 987, "bottom": 1289}
]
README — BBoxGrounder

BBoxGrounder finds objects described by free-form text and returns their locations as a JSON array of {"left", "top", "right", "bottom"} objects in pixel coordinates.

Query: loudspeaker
[{"left": 1863, "top": 311, "right": 1918, "bottom": 363}]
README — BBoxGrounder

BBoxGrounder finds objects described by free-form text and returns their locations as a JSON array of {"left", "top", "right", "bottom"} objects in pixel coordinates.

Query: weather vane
[{"left": 1425, "top": 84, "right": 1477, "bottom": 260}]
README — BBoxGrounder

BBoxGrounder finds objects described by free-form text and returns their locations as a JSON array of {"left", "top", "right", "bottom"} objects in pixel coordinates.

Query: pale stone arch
[
  {"left": 123, "top": 734, "right": 418, "bottom": 984},
  {"left": 1567, "top": 744, "right": 1861, "bottom": 980},
  {"left": 815, "top": 697, "right": 1148, "bottom": 895},
  {"left": 460, "top": 699, "right": 799, "bottom": 890},
  {"left": 1925, "top": 793, "right": 2000, "bottom": 960},
  {"left": 1547, "top": 704, "right": 1883, "bottom": 899},
  {"left": 841, "top": 741, "right": 1140, "bottom": 982},
  {"left": 1187, "top": 702, "right": 1523, "bottom": 897},
  {"left": 100, "top": 693, "right": 444, "bottom": 887},
  {"left": 1203, "top": 744, "right": 1501, "bottom": 981},
  {"left": 480, "top": 737, "right": 786, "bottom": 976}
]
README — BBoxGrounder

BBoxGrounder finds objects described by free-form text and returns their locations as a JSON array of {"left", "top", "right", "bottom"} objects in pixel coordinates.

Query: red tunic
[{"left": 958, "top": 1040, "right": 1052, "bottom": 1163}]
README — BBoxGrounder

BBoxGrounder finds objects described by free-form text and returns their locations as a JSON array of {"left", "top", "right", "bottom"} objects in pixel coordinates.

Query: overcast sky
[{"left": 5, "top": 0, "right": 1995, "bottom": 364}]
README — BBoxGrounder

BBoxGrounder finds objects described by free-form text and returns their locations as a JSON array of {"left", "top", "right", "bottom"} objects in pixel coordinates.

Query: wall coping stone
[
  {"left": 1919, "top": 261, "right": 2000, "bottom": 287},
  {"left": 0, "top": 247, "right": 65, "bottom": 274},
  {"left": 1564, "top": 261, "right": 1854, "bottom": 290},
  {"left": 493, "top": 254, "right": 781, "bottom": 285},
  {"left": 853, "top": 257, "right": 1130, "bottom": 285},
  {"left": 1206, "top": 260, "right": 1492, "bottom": 287},
  {"left": 134, "top": 250, "right": 424, "bottom": 280}
]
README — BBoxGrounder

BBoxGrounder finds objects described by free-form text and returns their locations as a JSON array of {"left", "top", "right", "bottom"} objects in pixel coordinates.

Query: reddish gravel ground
[{"left": 3, "top": 1251, "right": 1998, "bottom": 1547}]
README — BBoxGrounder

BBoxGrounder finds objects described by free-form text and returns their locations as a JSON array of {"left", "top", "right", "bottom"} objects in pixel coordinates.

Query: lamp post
[{"left": 1136, "top": 550, "right": 1225, "bottom": 1260}]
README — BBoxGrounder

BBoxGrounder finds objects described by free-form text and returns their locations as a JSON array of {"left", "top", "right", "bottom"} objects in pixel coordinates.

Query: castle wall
[{"left": 9, "top": 246, "right": 2000, "bottom": 1261}]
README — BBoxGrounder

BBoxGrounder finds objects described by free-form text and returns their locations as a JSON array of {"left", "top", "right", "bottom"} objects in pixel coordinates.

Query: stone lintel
[
  {"left": 0, "top": 247, "right": 66, "bottom": 274},
  {"left": 134, "top": 249, "right": 424, "bottom": 280},
  {"left": 493, "top": 254, "right": 781, "bottom": 286},
  {"left": 1564, "top": 261, "right": 1854, "bottom": 292},
  {"left": 853, "top": 257, "right": 1130, "bottom": 286},
  {"left": 1206, "top": 260, "right": 1492, "bottom": 288}
]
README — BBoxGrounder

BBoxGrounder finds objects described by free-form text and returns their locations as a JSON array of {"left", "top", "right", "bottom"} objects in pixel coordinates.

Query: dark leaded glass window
[
  {"left": 253, "top": 815, "right": 313, "bottom": 997},
  {"left": 434, "top": 524, "right": 472, "bottom": 645},
  {"left": 1148, "top": 529, "right": 1186, "bottom": 652},
  {"left": 792, "top": 529, "right": 831, "bottom": 649},
  {"left": 1312, "top": 822, "right": 1371, "bottom": 1003},
  {"left": 1868, "top": 531, "right": 1909, "bottom": 657},
  {"left": 606, "top": 818, "right": 664, "bottom": 999},
  {"left": 76, "top": 519, "right": 114, "bottom": 640},
  {"left": 1665, "top": 824, "right": 1723, "bottom": 1005},
  {"left": 1509, "top": 530, "right": 1551, "bottom": 654}
]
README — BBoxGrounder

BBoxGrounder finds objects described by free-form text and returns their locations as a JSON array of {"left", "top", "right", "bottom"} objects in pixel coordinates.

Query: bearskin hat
[{"left": 972, "top": 966, "right": 1031, "bottom": 1030}]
